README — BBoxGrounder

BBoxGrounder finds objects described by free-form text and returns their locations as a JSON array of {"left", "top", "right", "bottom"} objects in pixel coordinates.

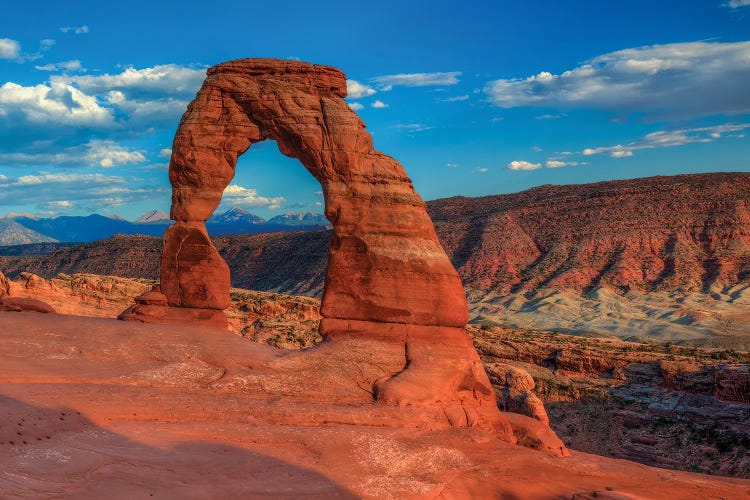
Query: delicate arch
[
  {"left": 125, "top": 58, "right": 519, "bottom": 424},
  {"left": 161, "top": 59, "right": 468, "bottom": 330}
]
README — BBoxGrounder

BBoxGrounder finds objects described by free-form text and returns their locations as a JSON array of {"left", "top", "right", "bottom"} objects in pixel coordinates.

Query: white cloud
[
  {"left": 581, "top": 123, "right": 750, "bottom": 158},
  {"left": 532, "top": 146, "right": 543, "bottom": 152},
  {"left": 159, "top": 148, "right": 172, "bottom": 158},
  {"left": 485, "top": 41, "right": 750, "bottom": 118},
  {"left": 0, "top": 171, "right": 166, "bottom": 214},
  {"left": 371, "top": 100, "right": 388, "bottom": 109},
  {"left": 222, "top": 184, "right": 285, "bottom": 210},
  {"left": 472, "top": 167, "right": 488, "bottom": 173},
  {"left": 507, "top": 160, "right": 542, "bottom": 171},
  {"left": 727, "top": 0, "right": 750, "bottom": 7},
  {"left": 536, "top": 113, "right": 566, "bottom": 120},
  {"left": 40, "top": 39, "right": 56, "bottom": 49},
  {"left": 396, "top": 123, "right": 432, "bottom": 132},
  {"left": 0, "top": 80, "right": 113, "bottom": 127},
  {"left": 545, "top": 160, "right": 584, "bottom": 168},
  {"left": 446, "top": 163, "right": 458, "bottom": 168},
  {"left": 35, "top": 60, "right": 84, "bottom": 72},
  {"left": 0, "top": 140, "right": 146, "bottom": 167},
  {"left": 372, "top": 71, "right": 461, "bottom": 89},
  {"left": 45, "top": 200, "right": 73, "bottom": 209},
  {"left": 0, "top": 64, "right": 205, "bottom": 147},
  {"left": 85, "top": 140, "right": 146, "bottom": 167},
  {"left": 346, "top": 80, "right": 376, "bottom": 99},
  {"left": 10, "top": 172, "right": 120, "bottom": 186},
  {"left": 58, "top": 64, "right": 205, "bottom": 96},
  {"left": 582, "top": 146, "right": 633, "bottom": 158},
  {"left": 104, "top": 90, "right": 191, "bottom": 126},
  {"left": 440, "top": 95, "right": 470, "bottom": 102},
  {"left": 348, "top": 102, "right": 364, "bottom": 111},
  {"left": 60, "top": 25, "right": 89, "bottom": 34},
  {"left": 0, "top": 38, "right": 20, "bottom": 59}
]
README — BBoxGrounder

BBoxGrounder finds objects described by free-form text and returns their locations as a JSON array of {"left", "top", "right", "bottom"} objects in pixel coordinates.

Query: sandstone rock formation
[
  {"left": 119, "top": 285, "right": 229, "bottom": 330},
  {"left": 8, "top": 272, "right": 152, "bottom": 318},
  {"left": 120, "top": 58, "right": 509, "bottom": 434},
  {"left": 0, "top": 297, "right": 55, "bottom": 313},
  {"left": 486, "top": 362, "right": 550, "bottom": 425},
  {"left": 0, "top": 270, "right": 10, "bottom": 297}
]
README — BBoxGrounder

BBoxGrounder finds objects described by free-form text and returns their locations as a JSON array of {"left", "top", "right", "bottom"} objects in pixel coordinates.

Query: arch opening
[{"left": 208, "top": 139, "right": 331, "bottom": 298}]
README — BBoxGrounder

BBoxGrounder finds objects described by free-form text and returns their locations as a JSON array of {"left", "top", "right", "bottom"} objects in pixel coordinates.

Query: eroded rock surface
[
  {"left": 0, "top": 297, "right": 55, "bottom": 313},
  {"left": 473, "top": 326, "right": 750, "bottom": 478},
  {"left": 0, "top": 270, "right": 9, "bottom": 297},
  {"left": 121, "top": 58, "right": 506, "bottom": 431},
  {"left": 160, "top": 58, "right": 466, "bottom": 327}
]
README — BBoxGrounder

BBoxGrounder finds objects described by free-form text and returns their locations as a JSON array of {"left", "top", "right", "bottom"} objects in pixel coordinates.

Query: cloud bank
[{"left": 484, "top": 41, "right": 750, "bottom": 118}]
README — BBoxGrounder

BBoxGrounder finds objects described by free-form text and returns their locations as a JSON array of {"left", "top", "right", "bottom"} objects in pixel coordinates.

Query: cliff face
[{"left": 428, "top": 173, "right": 750, "bottom": 296}]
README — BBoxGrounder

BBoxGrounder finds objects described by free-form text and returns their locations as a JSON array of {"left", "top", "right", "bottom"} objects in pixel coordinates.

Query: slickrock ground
[
  {"left": 2, "top": 272, "right": 749, "bottom": 481},
  {"left": 2, "top": 312, "right": 749, "bottom": 498}
]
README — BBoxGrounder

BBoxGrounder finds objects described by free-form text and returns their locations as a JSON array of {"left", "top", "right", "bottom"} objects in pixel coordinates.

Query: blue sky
[{"left": 0, "top": 0, "right": 749, "bottom": 220}]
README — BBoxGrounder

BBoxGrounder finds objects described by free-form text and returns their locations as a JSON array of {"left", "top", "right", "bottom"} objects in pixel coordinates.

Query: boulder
[{"left": 0, "top": 297, "right": 56, "bottom": 314}]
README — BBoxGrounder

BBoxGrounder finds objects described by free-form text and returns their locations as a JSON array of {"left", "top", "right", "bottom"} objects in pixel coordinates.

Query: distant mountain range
[
  {"left": 0, "top": 207, "right": 331, "bottom": 245},
  {"left": 267, "top": 212, "right": 329, "bottom": 226},
  {"left": 0, "top": 219, "right": 58, "bottom": 246},
  {"left": 135, "top": 210, "right": 170, "bottom": 223}
]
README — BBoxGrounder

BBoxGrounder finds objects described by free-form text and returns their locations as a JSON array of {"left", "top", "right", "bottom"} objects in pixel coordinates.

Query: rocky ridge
[
  {"left": 0, "top": 219, "right": 58, "bottom": 246},
  {"left": 428, "top": 172, "right": 750, "bottom": 296}
]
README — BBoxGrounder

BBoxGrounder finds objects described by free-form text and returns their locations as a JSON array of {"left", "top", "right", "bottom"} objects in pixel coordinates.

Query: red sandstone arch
[
  {"left": 122, "top": 59, "right": 506, "bottom": 425},
  {"left": 163, "top": 59, "right": 468, "bottom": 329}
]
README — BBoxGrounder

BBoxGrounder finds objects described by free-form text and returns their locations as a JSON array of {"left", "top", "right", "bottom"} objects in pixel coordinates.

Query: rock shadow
[{"left": 0, "top": 394, "right": 357, "bottom": 498}]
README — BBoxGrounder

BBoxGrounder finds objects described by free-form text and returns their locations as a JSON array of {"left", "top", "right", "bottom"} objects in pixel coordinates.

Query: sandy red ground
[{"left": 1, "top": 312, "right": 749, "bottom": 498}]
